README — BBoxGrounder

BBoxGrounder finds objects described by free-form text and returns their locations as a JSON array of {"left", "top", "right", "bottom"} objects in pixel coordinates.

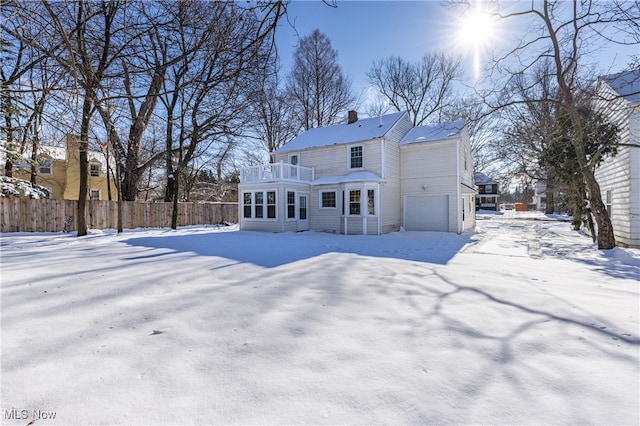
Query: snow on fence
[{"left": 0, "top": 198, "right": 238, "bottom": 233}]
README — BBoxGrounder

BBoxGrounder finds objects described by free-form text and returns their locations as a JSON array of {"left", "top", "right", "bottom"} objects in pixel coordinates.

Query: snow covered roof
[
  {"left": 312, "top": 171, "right": 383, "bottom": 186},
  {"left": 399, "top": 119, "right": 465, "bottom": 145},
  {"left": 474, "top": 172, "right": 496, "bottom": 184},
  {"left": 274, "top": 111, "right": 408, "bottom": 154},
  {"left": 1, "top": 144, "right": 111, "bottom": 172},
  {"left": 600, "top": 68, "right": 640, "bottom": 103}
]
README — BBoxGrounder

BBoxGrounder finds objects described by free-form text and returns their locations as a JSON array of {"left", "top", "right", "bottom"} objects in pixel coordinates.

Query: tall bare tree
[
  {"left": 483, "top": 0, "right": 639, "bottom": 249},
  {"left": 286, "top": 29, "right": 355, "bottom": 130},
  {"left": 367, "top": 52, "right": 463, "bottom": 126}
]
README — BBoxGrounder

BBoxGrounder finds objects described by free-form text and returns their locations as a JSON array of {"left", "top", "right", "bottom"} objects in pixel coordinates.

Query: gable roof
[
  {"left": 274, "top": 111, "right": 408, "bottom": 154},
  {"left": 474, "top": 172, "right": 496, "bottom": 184},
  {"left": 600, "top": 68, "right": 640, "bottom": 103},
  {"left": 399, "top": 119, "right": 465, "bottom": 145}
]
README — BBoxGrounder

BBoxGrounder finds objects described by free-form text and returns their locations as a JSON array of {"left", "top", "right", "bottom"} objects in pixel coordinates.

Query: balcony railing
[{"left": 240, "top": 162, "right": 315, "bottom": 183}]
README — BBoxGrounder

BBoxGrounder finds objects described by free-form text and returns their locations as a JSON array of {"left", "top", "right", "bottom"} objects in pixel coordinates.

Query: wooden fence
[{"left": 0, "top": 198, "right": 238, "bottom": 233}]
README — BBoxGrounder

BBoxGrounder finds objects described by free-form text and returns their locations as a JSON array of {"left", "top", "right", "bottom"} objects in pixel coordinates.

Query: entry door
[{"left": 298, "top": 194, "right": 309, "bottom": 231}]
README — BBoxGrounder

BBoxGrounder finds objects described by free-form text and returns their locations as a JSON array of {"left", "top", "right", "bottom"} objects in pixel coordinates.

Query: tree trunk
[
  {"left": 77, "top": 96, "right": 91, "bottom": 237},
  {"left": 544, "top": 180, "right": 555, "bottom": 215}
]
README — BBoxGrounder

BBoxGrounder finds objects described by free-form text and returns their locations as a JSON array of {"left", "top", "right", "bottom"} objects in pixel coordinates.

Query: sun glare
[
  {"left": 458, "top": 9, "right": 496, "bottom": 48},
  {"left": 454, "top": 5, "right": 498, "bottom": 83}
]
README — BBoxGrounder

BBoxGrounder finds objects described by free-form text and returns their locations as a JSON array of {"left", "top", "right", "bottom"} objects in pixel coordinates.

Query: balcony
[{"left": 240, "top": 162, "right": 315, "bottom": 184}]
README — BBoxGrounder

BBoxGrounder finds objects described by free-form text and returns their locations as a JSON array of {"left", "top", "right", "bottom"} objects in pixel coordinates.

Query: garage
[{"left": 403, "top": 194, "right": 449, "bottom": 231}]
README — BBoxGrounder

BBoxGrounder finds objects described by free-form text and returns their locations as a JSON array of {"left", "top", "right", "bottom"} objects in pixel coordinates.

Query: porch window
[
  {"left": 320, "top": 191, "right": 336, "bottom": 209},
  {"left": 267, "top": 191, "right": 276, "bottom": 219},
  {"left": 349, "top": 145, "right": 363, "bottom": 169},
  {"left": 255, "top": 192, "right": 264, "bottom": 218},
  {"left": 367, "top": 189, "right": 375, "bottom": 215},
  {"left": 243, "top": 190, "right": 277, "bottom": 220},
  {"left": 349, "top": 190, "right": 361, "bottom": 215},
  {"left": 243, "top": 193, "right": 252, "bottom": 218},
  {"left": 287, "top": 191, "right": 296, "bottom": 219}
]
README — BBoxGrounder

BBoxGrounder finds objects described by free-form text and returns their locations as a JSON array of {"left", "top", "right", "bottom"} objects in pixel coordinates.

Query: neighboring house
[
  {"left": 593, "top": 68, "right": 640, "bottom": 248},
  {"left": 238, "top": 111, "right": 475, "bottom": 235},
  {"left": 1, "top": 135, "right": 117, "bottom": 201},
  {"left": 474, "top": 172, "right": 499, "bottom": 211}
]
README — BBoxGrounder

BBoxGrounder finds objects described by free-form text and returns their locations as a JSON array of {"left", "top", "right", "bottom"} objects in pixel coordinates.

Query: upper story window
[
  {"left": 485, "top": 184, "right": 493, "bottom": 193},
  {"left": 90, "top": 163, "right": 101, "bottom": 177},
  {"left": 349, "top": 145, "right": 363, "bottom": 169},
  {"left": 38, "top": 157, "right": 52, "bottom": 174}
]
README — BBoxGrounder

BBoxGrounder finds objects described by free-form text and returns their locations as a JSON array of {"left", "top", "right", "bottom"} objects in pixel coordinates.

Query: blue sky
[{"left": 276, "top": 1, "right": 637, "bottom": 107}]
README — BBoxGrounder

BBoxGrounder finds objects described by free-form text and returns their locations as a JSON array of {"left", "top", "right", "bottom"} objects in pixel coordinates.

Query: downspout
[
  {"left": 456, "top": 139, "right": 462, "bottom": 233},
  {"left": 377, "top": 183, "right": 381, "bottom": 235},
  {"left": 342, "top": 183, "right": 347, "bottom": 235}
]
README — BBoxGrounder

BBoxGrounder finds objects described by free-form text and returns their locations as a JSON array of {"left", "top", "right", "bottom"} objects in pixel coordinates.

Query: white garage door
[{"left": 404, "top": 195, "right": 449, "bottom": 231}]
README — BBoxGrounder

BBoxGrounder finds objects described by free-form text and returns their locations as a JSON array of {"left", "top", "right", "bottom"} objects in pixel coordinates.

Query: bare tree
[
  {"left": 367, "top": 52, "right": 464, "bottom": 126},
  {"left": 286, "top": 29, "right": 356, "bottom": 130},
  {"left": 247, "top": 65, "right": 297, "bottom": 156},
  {"left": 482, "top": 0, "right": 639, "bottom": 249}
]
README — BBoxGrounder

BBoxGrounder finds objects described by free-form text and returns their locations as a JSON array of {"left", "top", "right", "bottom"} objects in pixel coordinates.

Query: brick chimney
[{"left": 347, "top": 110, "right": 358, "bottom": 124}]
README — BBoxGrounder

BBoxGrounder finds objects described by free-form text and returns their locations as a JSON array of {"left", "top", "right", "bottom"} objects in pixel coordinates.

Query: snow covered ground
[{"left": 1, "top": 211, "right": 638, "bottom": 425}]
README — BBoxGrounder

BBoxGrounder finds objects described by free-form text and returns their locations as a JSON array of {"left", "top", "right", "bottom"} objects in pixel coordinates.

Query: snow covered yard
[{"left": 1, "top": 212, "right": 638, "bottom": 425}]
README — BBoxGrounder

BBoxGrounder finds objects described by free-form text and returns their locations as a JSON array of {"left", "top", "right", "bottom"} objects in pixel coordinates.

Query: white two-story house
[{"left": 239, "top": 110, "right": 475, "bottom": 235}]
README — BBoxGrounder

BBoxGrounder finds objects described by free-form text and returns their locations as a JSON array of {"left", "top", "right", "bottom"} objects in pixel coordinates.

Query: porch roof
[{"left": 312, "top": 171, "right": 384, "bottom": 186}]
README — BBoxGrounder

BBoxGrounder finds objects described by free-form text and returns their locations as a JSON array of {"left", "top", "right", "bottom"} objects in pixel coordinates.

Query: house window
[
  {"left": 90, "top": 163, "right": 100, "bottom": 177},
  {"left": 320, "top": 191, "right": 337, "bottom": 209},
  {"left": 367, "top": 189, "right": 375, "bottom": 215},
  {"left": 38, "top": 157, "right": 52, "bottom": 174},
  {"left": 90, "top": 189, "right": 100, "bottom": 200},
  {"left": 349, "top": 190, "right": 361, "bottom": 215},
  {"left": 267, "top": 191, "right": 276, "bottom": 219},
  {"left": 243, "top": 193, "right": 251, "bottom": 218},
  {"left": 243, "top": 190, "right": 277, "bottom": 220},
  {"left": 485, "top": 184, "right": 493, "bottom": 193},
  {"left": 606, "top": 190, "right": 612, "bottom": 217},
  {"left": 349, "top": 145, "right": 363, "bottom": 169},
  {"left": 289, "top": 154, "right": 299, "bottom": 178},
  {"left": 255, "top": 192, "right": 264, "bottom": 218},
  {"left": 287, "top": 191, "right": 296, "bottom": 219}
]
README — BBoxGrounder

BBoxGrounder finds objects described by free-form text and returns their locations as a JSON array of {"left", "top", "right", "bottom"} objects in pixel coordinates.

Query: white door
[
  {"left": 404, "top": 195, "right": 449, "bottom": 231},
  {"left": 298, "top": 194, "right": 309, "bottom": 231}
]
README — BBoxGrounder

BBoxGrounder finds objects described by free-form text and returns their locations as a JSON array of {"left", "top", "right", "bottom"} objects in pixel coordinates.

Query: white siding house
[
  {"left": 593, "top": 69, "right": 640, "bottom": 248},
  {"left": 399, "top": 120, "right": 476, "bottom": 233},
  {"left": 239, "top": 111, "right": 475, "bottom": 235}
]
